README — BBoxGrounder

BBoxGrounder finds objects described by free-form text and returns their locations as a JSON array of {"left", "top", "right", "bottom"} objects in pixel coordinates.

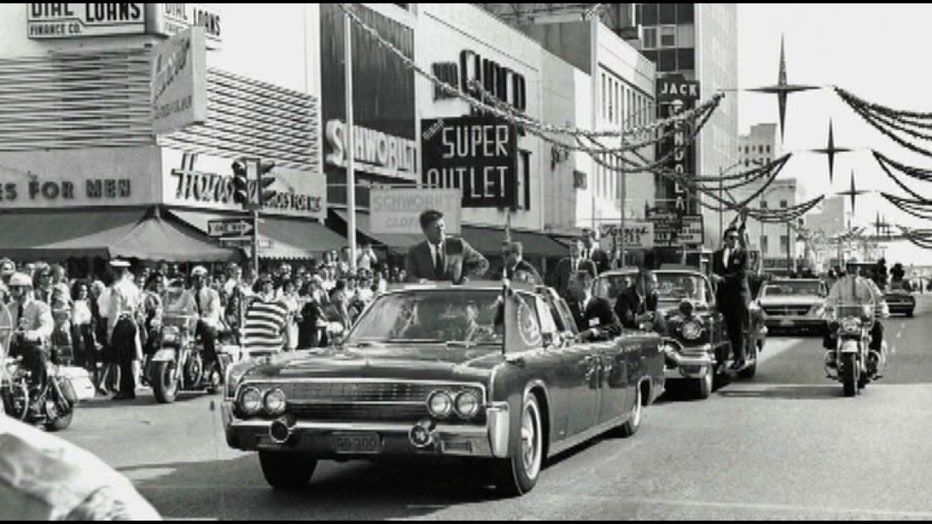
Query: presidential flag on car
[{"left": 500, "top": 278, "right": 542, "bottom": 355}]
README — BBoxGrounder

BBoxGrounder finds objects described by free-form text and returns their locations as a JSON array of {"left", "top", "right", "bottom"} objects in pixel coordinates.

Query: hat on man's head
[
  {"left": 109, "top": 259, "right": 131, "bottom": 268},
  {"left": 190, "top": 265, "right": 209, "bottom": 277},
  {"left": 8, "top": 272, "right": 32, "bottom": 288}
]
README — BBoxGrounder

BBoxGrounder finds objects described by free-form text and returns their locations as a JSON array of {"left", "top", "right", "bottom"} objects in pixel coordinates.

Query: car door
[{"left": 597, "top": 332, "right": 629, "bottom": 425}]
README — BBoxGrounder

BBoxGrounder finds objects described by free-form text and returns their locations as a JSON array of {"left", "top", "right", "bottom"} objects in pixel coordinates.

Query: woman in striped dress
[{"left": 241, "top": 276, "right": 288, "bottom": 355}]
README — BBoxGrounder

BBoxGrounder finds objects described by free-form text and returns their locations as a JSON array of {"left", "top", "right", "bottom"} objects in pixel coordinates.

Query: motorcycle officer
[
  {"left": 823, "top": 262, "right": 889, "bottom": 372},
  {"left": 6, "top": 272, "right": 54, "bottom": 394},
  {"left": 190, "top": 266, "right": 222, "bottom": 374}
]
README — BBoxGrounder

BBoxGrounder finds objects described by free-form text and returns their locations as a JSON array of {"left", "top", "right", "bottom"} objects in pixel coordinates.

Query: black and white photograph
[{"left": 2, "top": 3, "right": 932, "bottom": 520}]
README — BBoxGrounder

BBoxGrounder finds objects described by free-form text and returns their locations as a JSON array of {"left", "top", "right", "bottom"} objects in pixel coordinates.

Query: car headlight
[
  {"left": 427, "top": 390, "right": 453, "bottom": 418},
  {"left": 238, "top": 386, "right": 263, "bottom": 416},
  {"left": 263, "top": 388, "right": 287, "bottom": 416},
  {"left": 454, "top": 390, "right": 480, "bottom": 419},
  {"left": 680, "top": 320, "right": 703, "bottom": 340}
]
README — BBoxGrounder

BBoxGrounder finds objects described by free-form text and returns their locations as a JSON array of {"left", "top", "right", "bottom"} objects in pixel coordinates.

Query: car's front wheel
[
  {"left": 494, "top": 392, "right": 543, "bottom": 497},
  {"left": 259, "top": 451, "right": 317, "bottom": 490},
  {"left": 618, "top": 383, "right": 643, "bottom": 437}
]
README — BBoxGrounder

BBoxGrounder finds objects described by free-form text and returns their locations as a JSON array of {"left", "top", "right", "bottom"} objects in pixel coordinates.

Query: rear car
[
  {"left": 758, "top": 279, "right": 828, "bottom": 335},
  {"left": 884, "top": 282, "right": 916, "bottom": 317}
]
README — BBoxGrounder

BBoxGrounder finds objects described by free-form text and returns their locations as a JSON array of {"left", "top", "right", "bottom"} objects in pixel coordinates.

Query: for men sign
[{"left": 421, "top": 116, "right": 518, "bottom": 208}]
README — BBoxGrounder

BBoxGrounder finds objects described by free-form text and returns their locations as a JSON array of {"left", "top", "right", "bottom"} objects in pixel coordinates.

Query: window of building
[
  {"left": 521, "top": 150, "right": 531, "bottom": 210},
  {"left": 676, "top": 3, "right": 695, "bottom": 23},
  {"left": 744, "top": 159, "right": 749, "bottom": 167},
  {"left": 676, "top": 24, "right": 695, "bottom": 48},
  {"left": 761, "top": 235, "right": 768, "bottom": 255},
  {"left": 659, "top": 3, "right": 676, "bottom": 24},
  {"left": 758, "top": 144, "right": 763, "bottom": 153},
  {"left": 745, "top": 145, "right": 750, "bottom": 154},
  {"left": 641, "top": 49, "right": 658, "bottom": 65},
  {"left": 780, "top": 200, "right": 788, "bottom": 208},
  {"left": 780, "top": 235, "right": 789, "bottom": 251},
  {"left": 601, "top": 73, "right": 607, "bottom": 120},
  {"left": 643, "top": 27, "right": 658, "bottom": 49},
  {"left": 766, "top": 145, "right": 771, "bottom": 153},
  {"left": 761, "top": 200, "right": 768, "bottom": 209},
  {"left": 658, "top": 49, "right": 677, "bottom": 72},
  {"left": 659, "top": 25, "right": 676, "bottom": 47},
  {"left": 676, "top": 47, "right": 695, "bottom": 71},
  {"left": 640, "top": 3, "right": 658, "bottom": 25}
]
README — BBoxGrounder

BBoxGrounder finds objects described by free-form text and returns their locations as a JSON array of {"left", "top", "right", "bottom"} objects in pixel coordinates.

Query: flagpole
[{"left": 345, "top": 6, "right": 358, "bottom": 274}]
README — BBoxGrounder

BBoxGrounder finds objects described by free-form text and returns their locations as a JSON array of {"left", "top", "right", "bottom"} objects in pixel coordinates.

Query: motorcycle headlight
[
  {"left": 680, "top": 320, "right": 703, "bottom": 340},
  {"left": 238, "top": 386, "right": 263, "bottom": 417},
  {"left": 678, "top": 300, "right": 694, "bottom": 317},
  {"left": 161, "top": 326, "right": 181, "bottom": 345},
  {"left": 426, "top": 390, "right": 453, "bottom": 418},
  {"left": 263, "top": 388, "right": 287, "bottom": 416},
  {"left": 453, "top": 390, "right": 480, "bottom": 419},
  {"left": 840, "top": 318, "right": 861, "bottom": 332},
  {"left": 810, "top": 304, "right": 825, "bottom": 317}
]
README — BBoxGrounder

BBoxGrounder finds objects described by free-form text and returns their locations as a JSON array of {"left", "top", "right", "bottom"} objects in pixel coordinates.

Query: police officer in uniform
[{"left": 107, "top": 259, "right": 142, "bottom": 400}]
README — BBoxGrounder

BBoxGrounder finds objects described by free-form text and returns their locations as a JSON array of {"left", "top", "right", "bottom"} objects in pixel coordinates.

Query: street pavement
[{"left": 59, "top": 295, "right": 932, "bottom": 520}]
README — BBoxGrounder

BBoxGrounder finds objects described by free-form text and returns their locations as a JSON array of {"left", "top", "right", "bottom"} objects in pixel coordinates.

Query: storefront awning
[
  {"left": 0, "top": 208, "right": 237, "bottom": 262},
  {"left": 460, "top": 226, "right": 569, "bottom": 258},
  {"left": 168, "top": 209, "right": 346, "bottom": 260},
  {"left": 332, "top": 210, "right": 422, "bottom": 250}
]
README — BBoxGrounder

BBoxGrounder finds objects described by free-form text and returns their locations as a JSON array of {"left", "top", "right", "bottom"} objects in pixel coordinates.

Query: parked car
[
  {"left": 594, "top": 267, "right": 767, "bottom": 399},
  {"left": 758, "top": 278, "right": 828, "bottom": 335},
  {"left": 221, "top": 281, "right": 665, "bottom": 496},
  {"left": 884, "top": 282, "right": 915, "bottom": 317}
]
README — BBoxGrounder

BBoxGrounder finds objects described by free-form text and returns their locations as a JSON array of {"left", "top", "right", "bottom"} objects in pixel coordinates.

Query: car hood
[
  {"left": 759, "top": 295, "right": 823, "bottom": 307},
  {"left": 239, "top": 344, "right": 505, "bottom": 383}
]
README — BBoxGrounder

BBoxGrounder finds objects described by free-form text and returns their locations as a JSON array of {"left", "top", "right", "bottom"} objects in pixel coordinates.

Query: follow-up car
[
  {"left": 758, "top": 279, "right": 828, "bottom": 335},
  {"left": 222, "top": 281, "right": 665, "bottom": 496}
]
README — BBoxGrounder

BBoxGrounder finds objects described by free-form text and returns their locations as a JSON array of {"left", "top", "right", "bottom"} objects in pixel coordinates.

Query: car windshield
[
  {"left": 653, "top": 273, "right": 709, "bottom": 304},
  {"left": 763, "top": 281, "right": 822, "bottom": 296},
  {"left": 346, "top": 289, "right": 504, "bottom": 345},
  {"left": 593, "top": 272, "right": 638, "bottom": 300}
]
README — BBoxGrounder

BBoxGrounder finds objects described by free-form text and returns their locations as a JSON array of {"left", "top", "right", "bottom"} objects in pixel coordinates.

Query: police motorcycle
[
  {"left": 823, "top": 303, "right": 885, "bottom": 397},
  {"left": 0, "top": 303, "right": 78, "bottom": 431},
  {"left": 147, "top": 312, "right": 239, "bottom": 403}
]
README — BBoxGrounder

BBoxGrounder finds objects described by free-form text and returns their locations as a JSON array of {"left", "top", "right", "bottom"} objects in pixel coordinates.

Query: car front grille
[
  {"left": 763, "top": 305, "right": 812, "bottom": 316},
  {"left": 286, "top": 403, "right": 486, "bottom": 424}
]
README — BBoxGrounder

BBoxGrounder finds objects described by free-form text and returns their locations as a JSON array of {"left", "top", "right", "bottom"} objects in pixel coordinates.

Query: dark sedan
[{"left": 222, "top": 281, "right": 665, "bottom": 496}]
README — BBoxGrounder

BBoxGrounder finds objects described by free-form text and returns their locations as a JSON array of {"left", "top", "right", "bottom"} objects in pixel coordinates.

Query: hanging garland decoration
[
  {"left": 337, "top": 3, "right": 723, "bottom": 148},
  {"left": 664, "top": 154, "right": 792, "bottom": 193},
  {"left": 899, "top": 226, "right": 932, "bottom": 249},
  {"left": 872, "top": 150, "right": 932, "bottom": 183},
  {"left": 836, "top": 87, "right": 932, "bottom": 159},
  {"left": 880, "top": 193, "right": 932, "bottom": 221},
  {"left": 872, "top": 151, "right": 931, "bottom": 202},
  {"left": 746, "top": 196, "right": 825, "bottom": 223}
]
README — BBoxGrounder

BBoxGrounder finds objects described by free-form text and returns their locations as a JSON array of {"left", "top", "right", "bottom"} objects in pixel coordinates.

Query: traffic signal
[
  {"left": 258, "top": 160, "right": 277, "bottom": 205},
  {"left": 231, "top": 159, "right": 249, "bottom": 208}
]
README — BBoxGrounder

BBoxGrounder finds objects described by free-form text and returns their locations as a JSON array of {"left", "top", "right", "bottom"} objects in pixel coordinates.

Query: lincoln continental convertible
[{"left": 222, "top": 281, "right": 665, "bottom": 496}]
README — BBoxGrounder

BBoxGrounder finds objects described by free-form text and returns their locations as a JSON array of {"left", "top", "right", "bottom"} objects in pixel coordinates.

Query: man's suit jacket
[
  {"left": 568, "top": 295, "right": 621, "bottom": 342},
  {"left": 548, "top": 257, "right": 598, "bottom": 297},
  {"left": 499, "top": 259, "right": 543, "bottom": 286},
  {"left": 613, "top": 287, "right": 642, "bottom": 329},
  {"left": 712, "top": 247, "right": 751, "bottom": 308},
  {"left": 405, "top": 237, "right": 489, "bottom": 284},
  {"left": 10, "top": 298, "right": 53, "bottom": 342}
]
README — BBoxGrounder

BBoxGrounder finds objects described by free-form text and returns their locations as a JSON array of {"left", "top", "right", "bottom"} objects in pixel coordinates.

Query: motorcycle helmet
[
  {"left": 8, "top": 272, "right": 33, "bottom": 288},
  {"left": 191, "top": 265, "right": 208, "bottom": 278}
]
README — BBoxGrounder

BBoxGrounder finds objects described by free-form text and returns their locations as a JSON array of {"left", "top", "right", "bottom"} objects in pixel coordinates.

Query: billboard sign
[
  {"left": 151, "top": 26, "right": 207, "bottom": 135},
  {"left": 648, "top": 212, "right": 704, "bottom": 247},
  {"left": 421, "top": 115, "right": 518, "bottom": 208},
  {"left": 369, "top": 188, "right": 461, "bottom": 235},
  {"left": 598, "top": 221, "right": 655, "bottom": 250},
  {"left": 655, "top": 74, "right": 700, "bottom": 214},
  {"left": 146, "top": 3, "right": 222, "bottom": 49}
]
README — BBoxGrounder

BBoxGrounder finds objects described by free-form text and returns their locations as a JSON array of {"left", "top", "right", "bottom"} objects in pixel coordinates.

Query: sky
[{"left": 736, "top": 4, "right": 932, "bottom": 268}]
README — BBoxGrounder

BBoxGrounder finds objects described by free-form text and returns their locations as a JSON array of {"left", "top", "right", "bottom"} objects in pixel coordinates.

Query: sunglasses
[{"left": 726, "top": 235, "right": 739, "bottom": 240}]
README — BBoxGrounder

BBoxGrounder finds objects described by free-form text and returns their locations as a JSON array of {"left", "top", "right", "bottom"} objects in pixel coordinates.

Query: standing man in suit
[
  {"left": 499, "top": 241, "right": 543, "bottom": 285},
  {"left": 711, "top": 226, "right": 751, "bottom": 369},
  {"left": 405, "top": 209, "right": 489, "bottom": 284},
  {"left": 568, "top": 270, "right": 621, "bottom": 342},
  {"left": 548, "top": 239, "right": 598, "bottom": 298},
  {"left": 191, "top": 266, "right": 222, "bottom": 374},
  {"left": 580, "top": 228, "right": 611, "bottom": 275},
  {"left": 613, "top": 275, "right": 642, "bottom": 329}
]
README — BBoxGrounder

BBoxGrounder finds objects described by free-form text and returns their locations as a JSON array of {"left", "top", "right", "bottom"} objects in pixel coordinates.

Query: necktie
[
  {"left": 572, "top": 258, "right": 578, "bottom": 272},
  {"left": 196, "top": 290, "right": 204, "bottom": 316},
  {"left": 434, "top": 245, "right": 444, "bottom": 279}
]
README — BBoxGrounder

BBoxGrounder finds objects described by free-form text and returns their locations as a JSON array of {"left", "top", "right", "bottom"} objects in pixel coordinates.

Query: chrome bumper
[
  {"left": 764, "top": 317, "right": 824, "bottom": 329},
  {"left": 221, "top": 401, "right": 511, "bottom": 459},
  {"left": 661, "top": 341, "right": 715, "bottom": 379}
]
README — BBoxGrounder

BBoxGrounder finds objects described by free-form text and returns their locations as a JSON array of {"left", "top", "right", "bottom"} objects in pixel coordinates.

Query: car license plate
[
  {"left": 333, "top": 432, "right": 381, "bottom": 454},
  {"left": 780, "top": 319, "right": 794, "bottom": 326}
]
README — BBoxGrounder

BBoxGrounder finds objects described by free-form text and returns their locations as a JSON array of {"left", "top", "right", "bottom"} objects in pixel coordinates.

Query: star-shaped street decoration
[
  {"left": 747, "top": 35, "right": 820, "bottom": 141},
  {"left": 872, "top": 212, "right": 892, "bottom": 237},
  {"left": 837, "top": 170, "right": 868, "bottom": 211},
  {"left": 809, "top": 120, "right": 852, "bottom": 184}
]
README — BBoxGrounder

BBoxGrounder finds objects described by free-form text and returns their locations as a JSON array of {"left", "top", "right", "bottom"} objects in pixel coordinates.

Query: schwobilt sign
[
  {"left": 369, "top": 188, "right": 461, "bottom": 235},
  {"left": 421, "top": 116, "right": 517, "bottom": 208}
]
